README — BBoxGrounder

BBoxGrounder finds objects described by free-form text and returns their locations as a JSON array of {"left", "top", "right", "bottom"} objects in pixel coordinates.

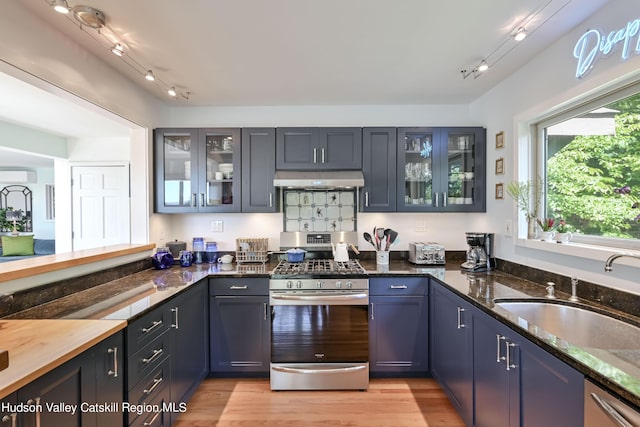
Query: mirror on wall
[{"left": 0, "top": 185, "right": 33, "bottom": 232}]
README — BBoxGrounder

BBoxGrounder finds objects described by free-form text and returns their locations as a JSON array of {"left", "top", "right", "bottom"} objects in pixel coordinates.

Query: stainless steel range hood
[{"left": 273, "top": 171, "right": 364, "bottom": 189}]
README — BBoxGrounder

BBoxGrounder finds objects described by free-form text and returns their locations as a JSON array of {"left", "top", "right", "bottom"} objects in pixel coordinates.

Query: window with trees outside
[{"left": 540, "top": 85, "right": 640, "bottom": 249}]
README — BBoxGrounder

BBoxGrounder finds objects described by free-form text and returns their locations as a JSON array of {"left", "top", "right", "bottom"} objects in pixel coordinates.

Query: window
[{"left": 539, "top": 85, "right": 640, "bottom": 249}]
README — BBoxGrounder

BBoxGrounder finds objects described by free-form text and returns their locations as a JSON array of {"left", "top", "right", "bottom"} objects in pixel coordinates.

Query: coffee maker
[{"left": 461, "top": 232, "right": 495, "bottom": 272}]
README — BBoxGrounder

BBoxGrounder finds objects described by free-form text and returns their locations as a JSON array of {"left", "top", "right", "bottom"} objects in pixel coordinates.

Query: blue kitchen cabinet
[
  {"left": 361, "top": 127, "right": 397, "bottom": 212},
  {"left": 430, "top": 280, "right": 474, "bottom": 427},
  {"left": 169, "top": 281, "right": 208, "bottom": 423},
  {"left": 241, "top": 128, "right": 278, "bottom": 213},
  {"left": 209, "top": 278, "right": 270, "bottom": 375},
  {"left": 369, "top": 277, "right": 428, "bottom": 376},
  {"left": 276, "top": 127, "right": 363, "bottom": 170}
]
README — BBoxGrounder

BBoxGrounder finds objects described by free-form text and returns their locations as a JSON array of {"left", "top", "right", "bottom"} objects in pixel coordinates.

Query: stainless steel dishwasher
[{"left": 585, "top": 380, "right": 640, "bottom": 426}]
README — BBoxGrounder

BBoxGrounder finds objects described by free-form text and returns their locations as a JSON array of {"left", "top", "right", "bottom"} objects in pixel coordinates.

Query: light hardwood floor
[{"left": 173, "top": 378, "right": 465, "bottom": 426}]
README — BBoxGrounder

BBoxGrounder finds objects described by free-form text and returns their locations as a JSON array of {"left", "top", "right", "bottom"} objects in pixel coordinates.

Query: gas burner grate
[{"left": 273, "top": 259, "right": 366, "bottom": 276}]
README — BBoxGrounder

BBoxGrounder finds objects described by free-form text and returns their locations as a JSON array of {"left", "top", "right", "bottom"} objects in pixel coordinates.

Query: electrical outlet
[
  {"left": 504, "top": 220, "right": 513, "bottom": 237},
  {"left": 211, "top": 220, "right": 224, "bottom": 232},
  {"left": 415, "top": 221, "right": 427, "bottom": 232}
]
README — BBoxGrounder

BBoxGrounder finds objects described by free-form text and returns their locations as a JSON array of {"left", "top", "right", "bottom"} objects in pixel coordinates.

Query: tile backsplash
[{"left": 283, "top": 190, "right": 356, "bottom": 232}]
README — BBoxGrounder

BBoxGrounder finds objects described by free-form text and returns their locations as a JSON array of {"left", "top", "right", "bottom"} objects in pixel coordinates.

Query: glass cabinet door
[
  {"left": 398, "top": 128, "right": 435, "bottom": 208},
  {"left": 157, "top": 129, "right": 199, "bottom": 211},
  {"left": 445, "top": 130, "right": 477, "bottom": 207},
  {"left": 199, "top": 128, "right": 241, "bottom": 212}
]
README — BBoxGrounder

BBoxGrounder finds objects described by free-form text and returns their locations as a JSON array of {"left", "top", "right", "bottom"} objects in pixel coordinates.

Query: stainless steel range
[{"left": 269, "top": 259, "right": 369, "bottom": 391}]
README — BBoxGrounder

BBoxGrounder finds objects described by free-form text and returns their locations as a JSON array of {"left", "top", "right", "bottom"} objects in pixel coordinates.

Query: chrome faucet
[
  {"left": 569, "top": 276, "right": 579, "bottom": 302},
  {"left": 545, "top": 282, "right": 556, "bottom": 299},
  {"left": 604, "top": 253, "right": 640, "bottom": 272}
]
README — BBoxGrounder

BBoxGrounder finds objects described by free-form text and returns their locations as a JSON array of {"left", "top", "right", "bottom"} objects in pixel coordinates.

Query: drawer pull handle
[
  {"left": 370, "top": 302, "right": 375, "bottom": 320},
  {"left": 107, "top": 347, "right": 118, "bottom": 377},
  {"left": 456, "top": 307, "right": 465, "bottom": 329},
  {"left": 142, "top": 320, "right": 163, "bottom": 334},
  {"left": 1, "top": 413, "right": 17, "bottom": 427},
  {"left": 143, "top": 377, "right": 164, "bottom": 395},
  {"left": 389, "top": 285, "right": 408, "bottom": 289},
  {"left": 27, "top": 398, "right": 41, "bottom": 427},
  {"left": 142, "top": 348, "right": 164, "bottom": 364},
  {"left": 496, "top": 335, "right": 505, "bottom": 363},
  {"left": 505, "top": 342, "right": 517, "bottom": 371},
  {"left": 230, "top": 285, "right": 248, "bottom": 290},
  {"left": 143, "top": 411, "right": 161, "bottom": 426}
]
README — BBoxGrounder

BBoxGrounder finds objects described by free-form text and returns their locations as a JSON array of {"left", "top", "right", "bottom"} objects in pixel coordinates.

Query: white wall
[{"left": 472, "top": 0, "right": 640, "bottom": 294}]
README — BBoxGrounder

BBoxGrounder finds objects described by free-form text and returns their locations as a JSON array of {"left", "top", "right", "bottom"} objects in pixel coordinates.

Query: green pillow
[{"left": 1, "top": 235, "right": 35, "bottom": 256}]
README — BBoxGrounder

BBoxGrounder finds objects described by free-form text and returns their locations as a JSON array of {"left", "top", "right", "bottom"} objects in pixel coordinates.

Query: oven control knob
[
  {"left": 346, "top": 281, "right": 352, "bottom": 289},
  {"left": 336, "top": 281, "right": 342, "bottom": 289},
  {"left": 296, "top": 281, "right": 303, "bottom": 289},
  {"left": 286, "top": 281, "right": 293, "bottom": 289},
  {"left": 316, "top": 281, "right": 322, "bottom": 289}
]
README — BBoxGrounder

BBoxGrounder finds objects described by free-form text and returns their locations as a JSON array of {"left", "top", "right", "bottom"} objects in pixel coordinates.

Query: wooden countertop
[
  {"left": 0, "top": 319, "right": 126, "bottom": 398},
  {"left": 0, "top": 243, "right": 155, "bottom": 283}
]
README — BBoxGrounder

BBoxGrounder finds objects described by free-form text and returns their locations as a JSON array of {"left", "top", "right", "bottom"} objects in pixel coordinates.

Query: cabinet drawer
[
  {"left": 127, "top": 306, "right": 172, "bottom": 355},
  {"left": 127, "top": 357, "right": 171, "bottom": 424},
  {"left": 128, "top": 384, "right": 171, "bottom": 427},
  {"left": 128, "top": 331, "right": 171, "bottom": 388},
  {"left": 210, "top": 278, "right": 269, "bottom": 296},
  {"left": 369, "top": 277, "right": 428, "bottom": 296}
]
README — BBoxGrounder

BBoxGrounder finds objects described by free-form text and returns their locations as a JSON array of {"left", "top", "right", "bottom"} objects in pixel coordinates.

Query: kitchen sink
[{"left": 493, "top": 299, "right": 640, "bottom": 350}]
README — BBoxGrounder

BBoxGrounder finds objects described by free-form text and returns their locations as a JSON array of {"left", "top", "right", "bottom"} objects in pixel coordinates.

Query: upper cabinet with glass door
[
  {"left": 154, "top": 128, "right": 241, "bottom": 213},
  {"left": 397, "top": 127, "right": 485, "bottom": 212}
]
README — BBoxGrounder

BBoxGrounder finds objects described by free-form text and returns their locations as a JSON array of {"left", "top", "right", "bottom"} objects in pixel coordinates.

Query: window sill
[{"left": 516, "top": 238, "right": 640, "bottom": 269}]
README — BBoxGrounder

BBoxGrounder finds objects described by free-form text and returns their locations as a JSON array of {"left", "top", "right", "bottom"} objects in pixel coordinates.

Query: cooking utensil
[
  {"left": 386, "top": 229, "right": 398, "bottom": 250},
  {"left": 376, "top": 228, "right": 386, "bottom": 250},
  {"left": 363, "top": 232, "right": 375, "bottom": 249}
]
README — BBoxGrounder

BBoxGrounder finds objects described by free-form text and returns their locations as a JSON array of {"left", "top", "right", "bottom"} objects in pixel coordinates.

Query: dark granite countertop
[{"left": 6, "top": 258, "right": 640, "bottom": 409}]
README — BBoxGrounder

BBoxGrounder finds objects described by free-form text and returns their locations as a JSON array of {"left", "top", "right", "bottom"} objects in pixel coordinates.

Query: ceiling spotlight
[
  {"left": 477, "top": 60, "right": 489, "bottom": 72},
  {"left": 51, "top": 0, "right": 70, "bottom": 14},
  {"left": 514, "top": 27, "right": 528, "bottom": 42},
  {"left": 72, "top": 5, "right": 106, "bottom": 29},
  {"left": 111, "top": 43, "right": 124, "bottom": 57},
  {"left": 168, "top": 87, "right": 177, "bottom": 97},
  {"left": 145, "top": 70, "right": 156, "bottom": 81}
]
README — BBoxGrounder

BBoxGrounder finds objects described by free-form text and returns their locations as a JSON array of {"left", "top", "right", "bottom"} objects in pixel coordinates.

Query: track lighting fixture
[
  {"left": 513, "top": 27, "right": 528, "bottom": 42},
  {"left": 51, "top": 0, "right": 70, "bottom": 14},
  {"left": 43, "top": 0, "right": 189, "bottom": 101},
  {"left": 477, "top": 60, "right": 489, "bottom": 72}
]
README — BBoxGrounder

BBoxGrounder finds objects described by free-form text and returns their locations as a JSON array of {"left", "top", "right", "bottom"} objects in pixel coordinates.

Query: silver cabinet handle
[
  {"left": 443, "top": 193, "right": 448, "bottom": 207},
  {"left": 456, "top": 307, "right": 465, "bottom": 329},
  {"left": 191, "top": 193, "right": 197, "bottom": 207},
  {"left": 27, "top": 398, "right": 41, "bottom": 427},
  {"left": 434, "top": 192, "right": 440, "bottom": 207},
  {"left": 321, "top": 148, "right": 326, "bottom": 164},
  {"left": 1, "top": 413, "right": 17, "bottom": 427},
  {"left": 263, "top": 303, "right": 268, "bottom": 321},
  {"left": 171, "top": 307, "right": 179, "bottom": 329},
  {"left": 370, "top": 302, "right": 375, "bottom": 320},
  {"left": 590, "top": 392, "right": 633, "bottom": 427},
  {"left": 107, "top": 347, "right": 118, "bottom": 377},
  {"left": 143, "top": 411, "right": 161, "bottom": 426},
  {"left": 143, "top": 377, "right": 163, "bottom": 395},
  {"left": 142, "top": 320, "right": 163, "bottom": 334},
  {"left": 364, "top": 191, "right": 369, "bottom": 207},
  {"left": 142, "top": 348, "right": 164, "bottom": 364},
  {"left": 269, "top": 192, "right": 273, "bottom": 208},
  {"left": 389, "top": 285, "right": 408, "bottom": 289},
  {"left": 505, "top": 342, "right": 517, "bottom": 371},
  {"left": 200, "top": 192, "right": 205, "bottom": 207},
  {"left": 313, "top": 148, "right": 318, "bottom": 164},
  {"left": 496, "top": 335, "right": 506, "bottom": 363},
  {"left": 230, "top": 285, "right": 248, "bottom": 290}
]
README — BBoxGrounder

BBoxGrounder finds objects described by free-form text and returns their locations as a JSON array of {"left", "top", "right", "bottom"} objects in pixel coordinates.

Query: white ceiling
[
  {"left": 17, "top": 0, "right": 609, "bottom": 107},
  {"left": 0, "top": 0, "right": 610, "bottom": 167}
]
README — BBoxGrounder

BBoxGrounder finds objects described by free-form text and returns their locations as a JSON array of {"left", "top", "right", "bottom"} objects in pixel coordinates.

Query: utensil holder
[{"left": 376, "top": 251, "right": 389, "bottom": 266}]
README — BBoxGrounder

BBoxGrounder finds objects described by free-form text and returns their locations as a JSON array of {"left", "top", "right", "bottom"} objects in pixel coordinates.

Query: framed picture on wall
[
  {"left": 495, "top": 157, "right": 504, "bottom": 175},
  {"left": 496, "top": 131, "right": 504, "bottom": 149},
  {"left": 495, "top": 183, "right": 504, "bottom": 199}
]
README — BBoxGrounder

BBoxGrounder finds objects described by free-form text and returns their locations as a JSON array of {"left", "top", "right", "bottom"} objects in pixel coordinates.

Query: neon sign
[{"left": 573, "top": 19, "right": 640, "bottom": 78}]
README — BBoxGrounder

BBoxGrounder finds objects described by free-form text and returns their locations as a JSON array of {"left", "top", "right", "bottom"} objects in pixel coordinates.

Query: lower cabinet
[
  {"left": 209, "top": 278, "right": 270, "bottom": 375},
  {"left": 432, "top": 280, "right": 584, "bottom": 427},
  {"left": 3, "top": 331, "right": 124, "bottom": 427},
  {"left": 430, "top": 280, "right": 474, "bottom": 427},
  {"left": 369, "top": 277, "right": 428, "bottom": 376},
  {"left": 125, "top": 279, "right": 208, "bottom": 427}
]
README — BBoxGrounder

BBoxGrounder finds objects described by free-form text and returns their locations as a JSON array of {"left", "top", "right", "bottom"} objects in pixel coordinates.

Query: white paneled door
[{"left": 71, "top": 165, "right": 130, "bottom": 250}]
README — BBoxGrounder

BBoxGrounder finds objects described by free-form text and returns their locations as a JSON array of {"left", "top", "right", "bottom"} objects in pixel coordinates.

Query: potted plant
[
  {"left": 506, "top": 177, "right": 542, "bottom": 239},
  {"left": 555, "top": 219, "right": 573, "bottom": 243},
  {"left": 536, "top": 218, "right": 556, "bottom": 241}
]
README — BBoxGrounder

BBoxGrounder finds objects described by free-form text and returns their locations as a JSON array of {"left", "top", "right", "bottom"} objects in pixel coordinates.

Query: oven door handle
[
  {"left": 270, "top": 293, "right": 368, "bottom": 302},
  {"left": 272, "top": 365, "right": 367, "bottom": 375}
]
